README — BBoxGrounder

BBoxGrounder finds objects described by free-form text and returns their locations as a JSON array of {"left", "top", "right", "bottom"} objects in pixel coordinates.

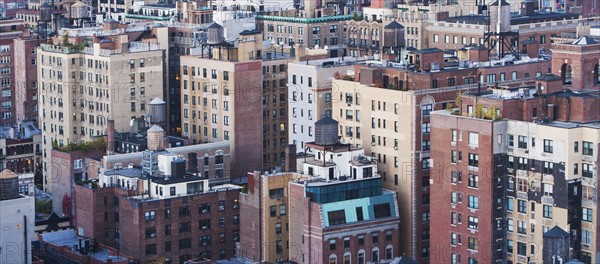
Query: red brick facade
[{"left": 74, "top": 184, "right": 241, "bottom": 263}]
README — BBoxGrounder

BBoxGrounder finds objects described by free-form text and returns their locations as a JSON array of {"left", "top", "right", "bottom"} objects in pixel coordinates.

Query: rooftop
[
  {"left": 443, "top": 12, "right": 578, "bottom": 25},
  {"left": 40, "top": 230, "right": 131, "bottom": 263},
  {"left": 291, "top": 56, "right": 370, "bottom": 68},
  {"left": 256, "top": 14, "right": 352, "bottom": 24}
]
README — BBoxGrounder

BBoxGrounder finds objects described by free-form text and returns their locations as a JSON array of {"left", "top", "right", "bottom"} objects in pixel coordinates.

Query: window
[
  {"left": 468, "top": 195, "right": 479, "bottom": 209},
  {"left": 517, "top": 242, "right": 526, "bottom": 256},
  {"left": 582, "top": 229, "right": 592, "bottom": 245},
  {"left": 270, "top": 205, "right": 277, "bottom": 217},
  {"left": 507, "top": 197, "right": 514, "bottom": 211},
  {"left": 179, "top": 238, "right": 192, "bottom": 249},
  {"left": 468, "top": 237, "right": 478, "bottom": 251},
  {"left": 518, "top": 200, "right": 527, "bottom": 213},
  {"left": 329, "top": 239, "right": 336, "bottom": 250},
  {"left": 468, "top": 174, "right": 479, "bottom": 188},
  {"left": 452, "top": 130, "right": 458, "bottom": 142},
  {"left": 543, "top": 205, "right": 553, "bottom": 219},
  {"left": 145, "top": 211, "right": 156, "bottom": 221},
  {"left": 543, "top": 162, "right": 554, "bottom": 174},
  {"left": 582, "top": 141, "right": 593, "bottom": 156},
  {"left": 582, "top": 208, "right": 592, "bottom": 222},
  {"left": 343, "top": 237, "right": 350, "bottom": 248},
  {"left": 279, "top": 204, "right": 286, "bottom": 215},
  {"left": 422, "top": 104, "right": 432, "bottom": 115},
  {"left": 372, "top": 232, "right": 379, "bottom": 244},
  {"left": 178, "top": 222, "right": 191, "bottom": 232},
  {"left": 372, "top": 248, "right": 379, "bottom": 262},
  {"left": 544, "top": 139, "right": 553, "bottom": 153},
  {"left": 507, "top": 219, "right": 513, "bottom": 232},
  {"left": 517, "top": 220, "right": 527, "bottom": 234},
  {"left": 464, "top": 216, "right": 476, "bottom": 231},
  {"left": 518, "top": 136, "right": 527, "bottom": 149},
  {"left": 582, "top": 163, "right": 593, "bottom": 178},
  {"left": 469, "top": 132, "right": 479, "bottom": 147},
  {"left": 145, "top": 244, "right": 156, "bottom": 255},
  {"left": 328, "top": 210, "right": 346, "bottom": 225},
  {"left": 544, "top": 184, "right": 554, "bottom": 196},
  {"left": 468, "top": 153, "right": 478, "bottom": 167},
  {"left": 508, "top": 134, "right": 514, "bottom": 146}
]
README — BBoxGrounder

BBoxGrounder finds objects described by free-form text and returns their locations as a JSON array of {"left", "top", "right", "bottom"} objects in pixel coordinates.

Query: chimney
[
  {"left": 187, "top": 152, "right": 198, "bottom": 172},
  {"left": 107, "top": 120, "right": 115, "bottom": 155},
  {"left": 547, "top": 104, "right": 555, "bottom": 122},
  {"left": 285, "top": 145, "right": 297, "bottom": 172}
]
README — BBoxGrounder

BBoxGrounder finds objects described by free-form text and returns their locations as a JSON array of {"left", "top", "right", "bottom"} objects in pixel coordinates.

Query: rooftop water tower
[
  {"left": 148, "top": 97, "right": 166, "bottom": 126},
  {"left": 483, "top": 0, "right": 521, "bottom": 60}
]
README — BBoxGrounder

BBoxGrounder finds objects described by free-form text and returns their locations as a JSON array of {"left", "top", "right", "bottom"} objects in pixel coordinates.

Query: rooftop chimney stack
[{"left": 107, "top": 119, "right": 115, "bottom": 155}]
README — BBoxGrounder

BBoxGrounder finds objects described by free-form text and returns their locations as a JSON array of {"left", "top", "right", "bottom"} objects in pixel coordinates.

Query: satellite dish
[
  {"left": 324, "top": 45, "right": 329, "bottom": 50},
  {"left": 129, "top": 119, "right": 135, "bottom": 127},
  {"left": 314, "top": 44, "right": 320, "bottom": 49}
]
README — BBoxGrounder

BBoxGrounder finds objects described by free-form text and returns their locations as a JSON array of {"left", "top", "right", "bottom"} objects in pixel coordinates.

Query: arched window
[
  {"left": 385, "top": 245, "right": 394, "bottom": 259},
  {"left": 357, "top": 250, "right": 366, "bottom": 264},
  {"left": 562, "top": 64, "right": 572, "bottom": 85},
  {"left": 328, "top": 254, "right": 337, "bottom": 264},
  {"left": 372, "top": 247, "right": 379, "bottom": 262},
  {"left": 594, "top": 63, "right": 600, "bottom": 85},
  {"left": 343, "top": 252, "right": 351, "bottom": 264}
]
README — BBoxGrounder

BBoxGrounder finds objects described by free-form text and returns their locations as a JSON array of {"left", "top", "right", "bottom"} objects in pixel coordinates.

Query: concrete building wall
[{"left": 0, "top": 195, "right": 35, "bottom": 264}]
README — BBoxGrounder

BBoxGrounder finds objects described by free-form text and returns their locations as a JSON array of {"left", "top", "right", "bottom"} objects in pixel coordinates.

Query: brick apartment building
[
  {"left": 332, "top": 43, "right": 550, "bottom": 262},
  {"left": 288, "top": 176, "right": 401, "bottom": 264},
  {"left": 74, "top": 136, "right": 242, "bottom": 263},
  {"left": 14, "top": 35, "right": 44, "bottom": 124},
  {"left": 179, "top": 28, "right": 263, "bottom": 176},
  {"left": 430, "top": 81, "right": 600, "bottom": 264},
  {"left": 0, "top": 19, "right": 26, "bottom": 126}
]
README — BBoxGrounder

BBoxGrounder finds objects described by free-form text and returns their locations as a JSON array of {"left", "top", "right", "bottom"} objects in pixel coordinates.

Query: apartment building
[
  {"left": 14, "top": 35, "right": 44, "bottom": 124},
  {"left": 331, "top": 45, "right": 551, "bottom": 261},
  {"left": 179, "top": 28, "right": 263, "bottom": 176},
  {"left": 261, "top": 49, "right": 291, "bottom": 169},
  {"left": 74, "top": 140, "right": 241, "bottom": 263},
  {"left": 239, "top": 171, "right": 308, "bottom": 263},
  {"left": 287, "top": 56, "right": 360, "bottom": 154},
  {"left": 37, "top": 21, "right": 167, "bottom": 192},
  {"left": 429, "top": 84, "right": 600, "bottom": 264},
  {"left": 288, "top": 177, "right": 402, "bottom": 264},
  {"left": 0, "top": 121, "right": 42, "bottom": 174},
  {"left": 426, "top": 10, "right": 598, "bottom": 52},
  {"left": 257, "top": 14, "right": 350, "bottom": 58},
  {"left": 0, "top": 19, "right": 26, "bottom": 126}
]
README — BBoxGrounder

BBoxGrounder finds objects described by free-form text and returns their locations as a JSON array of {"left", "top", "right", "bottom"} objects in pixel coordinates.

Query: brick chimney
[
  {"left": 284, "top": 145, "right": 297, "bottom": 172},
  {"left": 107, "top": 120, "right": 115, "bottom": 155}
]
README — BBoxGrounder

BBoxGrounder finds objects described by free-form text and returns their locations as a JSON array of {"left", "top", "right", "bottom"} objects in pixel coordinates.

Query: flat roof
[{"left": 40, "top": 230, "right": 130, "bottom": 262}]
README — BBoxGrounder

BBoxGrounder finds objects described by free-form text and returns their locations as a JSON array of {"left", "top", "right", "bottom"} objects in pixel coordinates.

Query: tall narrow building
[{"left": 179, "top": 27, "right": 264, "bottom": 177}]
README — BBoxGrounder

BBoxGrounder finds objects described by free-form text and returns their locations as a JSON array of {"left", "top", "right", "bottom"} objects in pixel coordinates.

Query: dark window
[
  {"left": 145, "top": 244, "right": 156, "bottom": 255},
  {"left": 269, "top": 188, "right": 284, "bottom": 199},
  {"left": 356, "top": 207, "right": 364, "bottom": 221},
  {"left": 179, "top": 206, "right": 191, "bottom": 217},
  {"left": 373, "top": 203, "right": 391, "bottom": 218},
  {"left": 327, "top": 210, "right": 346, "bottom": 225}
]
